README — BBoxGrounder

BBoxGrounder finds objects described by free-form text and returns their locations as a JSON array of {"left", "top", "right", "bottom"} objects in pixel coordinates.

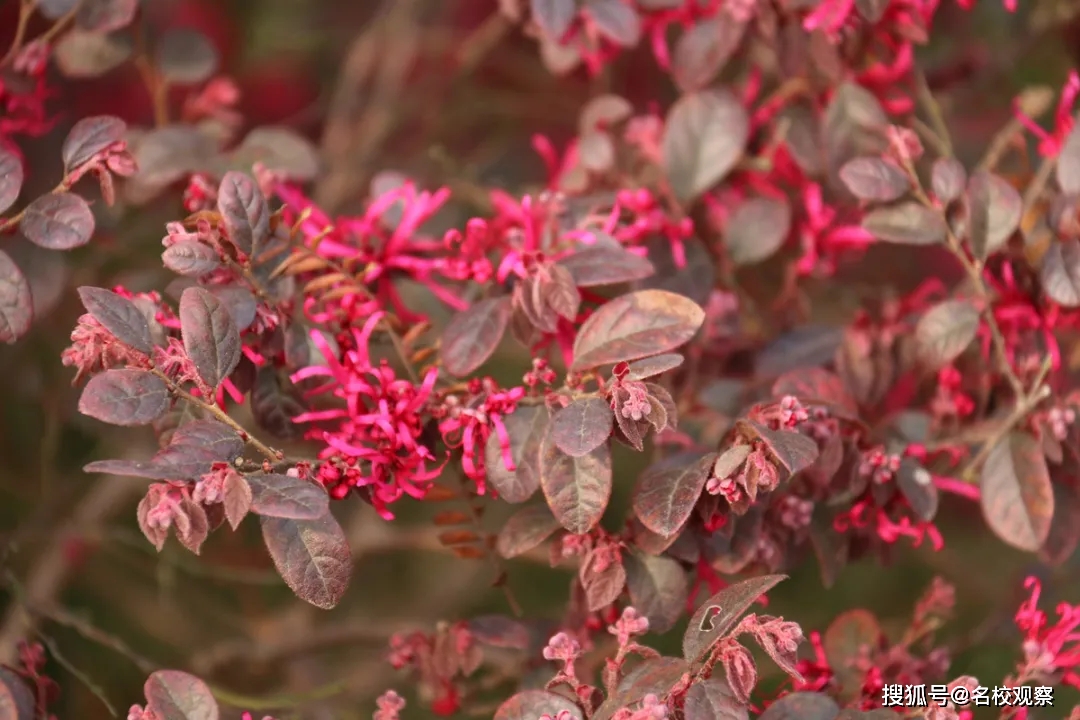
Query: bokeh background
[{"left": 1, "top": 0, "right": 1079, "bottom": 718}]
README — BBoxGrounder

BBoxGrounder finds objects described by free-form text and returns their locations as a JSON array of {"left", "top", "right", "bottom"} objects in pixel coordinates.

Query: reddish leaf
[
  {"left": 219, "top": 474, "right": 250, "bottom": 530},
  {"left": 914, "top": 298, "right": 980, "bottom": 369},
  {"left": 581, "top": 547, "right": 626, "bottom": 611},
  {"left": 1040, "top": 239, "right": 1080, "bottom": 307},
  {"left": 261, "top": 512, "right": 352, "bottom": 609},
  {"left": 168, "top": 420, "right": 245, "bottom": 461},
  {"left": 62, "top": 115, "right": 126, "bottom": 171},
  {"left": 824, "top": 609, "right": 881, "bottom": 701},
  {"left": 571, "top": 289, "right": 705, "bottom": 371},
  {"left": 77, "top": 0, "right": 137, "bottom": 32},
  {"left": 530, "top": 0, "right": 577, "bottom": 39},
  {"left": 78, "top": 286, "right": 153, "bottom": 353},
  {"left": 663, "top": 89, "right": 749, "bottom": 203},
  {"left": 966, "top": 170, "right": 1022, "bottom": 259},
  {"left": 20, "top": 193, "right": 94, "bottom": 250},
  {"left": 0, "top": 667, "right": 35, "bottom": 720},
  {"left": 495, "top": 690, "right": 583, "bottom": 720},
  {"left": 635, "top": 235, "right": 715, "bottom": 306},
  {"left": 217, "top": 171, "right": 269, "bottom": 256},
  {"left": 713, "top": 445, "right": 751, "bottom": 479},
  {"left": 725, "top": 197, "right": 792, "bottom": 266},
  {"left": 579, "top": 95, "right": 633, "bottom": 133},
  {"left": 0, "top": 149, "right": 22, "bottom": 214},
  {"left": 156, "top": 29, "right": 219, "bottom": 84},
  {"left": 143, "top": 670, "right": 219, "bottom": 720},
  {"left": 539, "top": 431, "right": 613, "bottom": 534},
  {"left": 757, "top": 692, "right": 839, "bottom": 720},
  {"left": 625, "top": 553, "right": 689, "bottom": 634},
  {"left": 557, "top": 245, "right": 656, "bottom": 287},
  {"left": 552, "top": 397, "right": 614, "bottom": 457},
  {"left": 823, "top": 83, "right": 887, "bottom": 176},
  {"left": 0, "top": 249, "right": 32, "bottom": 343},
  {"left": 672, "top": 16, "right": 746, "bottom": 93},
  {"left": 246, "top": 474, "right": 330, "bottom": 519},
  {"left": 683, "top": 574, "right": 787, "bottom": 662},
  {"left": 737, "top": 421, "right": 819, "bottom": 475},
  {"left": 931, "top": 157, "right": 967, "bottom": 203},
  {"left": 633, "top": 451, "right": 717, "bottom": 537},
  {"left": 980, "top": 432, "right": 1055, "bottom": 552},
  {"left": 496, "top": 504, "right": 562, "bottom": 558},
  {"left": 179, "top": 287, "right": 241, "bottom": 388},
  {"left": 130, "top": 126, "right": 217, "bottom": 189},
  {"left": 838, "top": 157, "right": 909, "bottom": 202},
  {"left": 861, "top": 202, "right": 947, "bottom": 245},
  {"left": 485, "top": 404, "right": 549, "bottom": 503},
  {"left": 626, "top": 353, "right": 684, "bottom": 380},
  {"left": 441, "top": 296, "right": 511, "bottom": 377},
  {"left": 79, "top": 369, "right": 171, "bottom": 426},
  {"left": 683, "top": 676, "right": 748, "bottom": 720},
  {"left": 207, "top": 284, "right": 257, "bottom": 330},
  {"left": 756, "top": 325, "right": 845, "bottom": 377},
  {"left": 162, "top": 240, "right": 221, "bottom": 277}
]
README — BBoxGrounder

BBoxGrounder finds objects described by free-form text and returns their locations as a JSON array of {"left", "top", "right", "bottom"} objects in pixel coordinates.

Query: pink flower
[
  {"left": 1015, "top": 71, "right": 1080, "bottom": 158},
  {"left": 374, "top": 690, "right": 406, "bottom": 720},
  {"left": 1015, "top": 577, "right": 1080, "bottom": 688},
  {"left": 291, "top": 312, "right": 442, "bottom": 518}
]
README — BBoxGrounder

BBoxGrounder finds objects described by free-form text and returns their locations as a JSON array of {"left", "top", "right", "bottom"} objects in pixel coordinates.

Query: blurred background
[{"left": 1, "top": 0, "right": 1079, "bottom": 718}]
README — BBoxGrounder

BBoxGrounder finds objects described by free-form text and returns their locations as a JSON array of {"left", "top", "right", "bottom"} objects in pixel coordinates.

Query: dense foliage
[{"left": 3, "top": 0, "right": 1080, "bottom": 718}]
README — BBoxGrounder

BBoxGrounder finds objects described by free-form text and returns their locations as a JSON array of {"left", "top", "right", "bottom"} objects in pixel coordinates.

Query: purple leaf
[
  {"left": 162, "top": 241, "right": 221, "bottom": 277},
  {"left": 246, "top": 474, "right": 330, "bottom": 519},
  {"left": 0, "top": 249, "right": 32, "bottom": 343},
  {"left": 0, "top": 148, "right": 23, "bottom": 214},
  {"left": 20, "top": 193, "right": 95, "bottom": 250},
  {"left": 496, "top": 504, "right": 562, "bottom": 558},
  {"left": 586, "top": 0, "right": 641, "bottom": 46},
  {"left": 179, "top": 286, "right": 241, "bottom": 387},
  {"left": 250, "top": 367, "right": 305, "bottom": 439},
  {"left": 53, "top": 28, "right": 133, "bottom": 78},
  {"left": 441, "top": 296, "right": 511, "bottom": 377},
  {"left": 757, "top": 692, "right": 838, "bottom": 720},
  {"left": 551, "top": 397, "right": 614, "bottom": 457},
  {"left": 725, "top": 196, "right": 792, "bottom": 266},
  {"left": 207, "top": 284, "right": 257, "bottom": 330},
  {"left": 539, "top": 430, "right": 612, "bottom": 534},
  {"left": 485, "top": 404, "right": 549, "bottom": 503},
  {"left": 914, "top": 298, "right": 980, "bottom": 369},
  {"left": 571, "top": 289, "right": 706, "bottom": 371},
  {"left": 1058, "top": 121, "right": 1080, "bottom": 195},
  {"left": 594, "top": 657, "right": 688, "bottom": 720},
  {"left": 896, "top": 458, "right": 938, "bottom": 522},
  {"left": 671, "top": 16, "right": 746, "bottom": 94},
  {"left": 838, "top": 157, "right": 910, "bottom": 202},
  {"left": 737, "top": 420, "right": 819, "bottom": 475},
  {"left": 966, "top": 170, "right": 1022, "bottom": 259},
  {"left": 626, "top": 353, "right": 684, "bottom": 380},
  {"left": 683, "top": 574, "right": 787, "bottom": 662},
  {"left": 77, "top": 0, "right": 138, "bottom": 32},
  {"left": 931, "top": 157, "right": 966, "bottom": 203},
  {"left": 217, "top": 171, "right": 269, "bottom": 255},
  {"left": 62, "top": 115, "right": 126, "bottom": 171},
  {"left": 1040, "top": 239, "right": 1080, "bottom": 307},
  {"left": 77, "top": 286, "right": 152, "bottom": 353},
  {"left": 83, "top": 458, "right": 186, "bottom": 480},
  {"left": 861, "top": 202, "right": 947, "bottom": 245},
  {"left": 143, "top": 669, "right": 219, "bottom": 720},
  {"left": 170, "top": 419, "right": 245, "bottom": 459},
  {"left": 980, "top": 432, "right": 1054, "bottom": 552},
  {"left": 581, "top": 546, "right": 626, "bottom": 611},
  {"left": 557, "top": 245, "right": 656, "bottom": 287},
  {"left": 223, "top": 473, "right": 253, "bottom": 530},
  {"left": 78, "top": 369, "right": 171, "bottom": 426},
  {"left": 662, "top": 89, "right": 749, "bottom": 203},
  {"left": 684, "top": 676, "right": 749, "bottom": 720},
  {"left": 155, "top": 29, "right": 218, "bottom": 84},
  {"left": 633, "top": 451, "right": 716, "bottom": 537},
  {"left": 625, "top": 553, "right": 689, "bottom": 634},
  {"left": 0, "top": 666, "right": 36, "bottom": 720},
  {"left": 495, "top": 690, "right": 583, "bottom": 720},
  {"left": 530, "top": 0, "right": 577, "bottom": 40},
  {"left": 261, "top": 512, "right": 352, "bottom": 609},
  {"left": 232, "top": 127, "right": 321, "bottom": 181}
]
